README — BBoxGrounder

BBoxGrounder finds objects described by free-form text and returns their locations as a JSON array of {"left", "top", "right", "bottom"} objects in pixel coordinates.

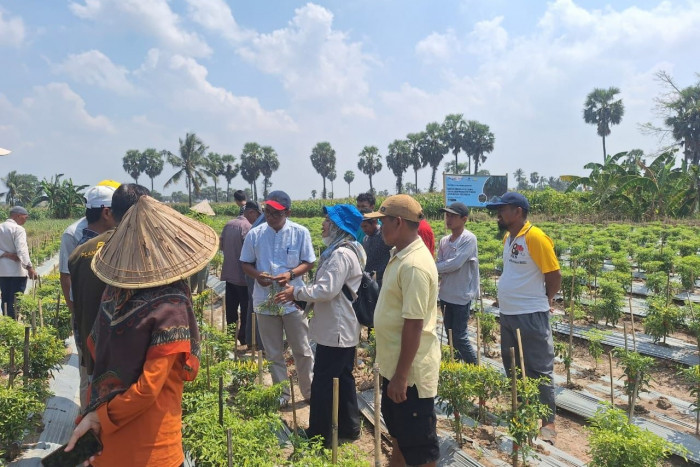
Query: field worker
[
  {"left": 220, "top": 200, "right": 261, "bottom": 345},
  {"left": 240, "top": 190, "right": 316, "bottom": 406},
  {"left": 355, "top": 192, "right": 376, "bottom": 242},
  {"left": 365, "top": 195, "right": 440, "bottom": 467},
  {"left": 233, "top": 189, "right": 247, "bottom": 215},
  {"left": 418, "top": 218, "right": 436, "bottom": 257},
  {"left": 436, "top": 202, "right": 480, "bottom": 364},
  {"left": 275, "top": 204, "right": 365, "bottom": 445},
  {"left": 486, "top": 192, "right": 561, "bottom": 444},
  {"left": 359, "top": 208, "right": 391, "bottom": 287},
  {"left": 68, "top": 184, "right": 149, "bottom": 410},
  {"left": 0, "top": 206, "right": 38, "bottom": 318},
  {"left": 58, "top": 179, "right": 121, "bottom": 312},
  {"left": 65, "top": 196, "right": 213, "bottom": 466}
]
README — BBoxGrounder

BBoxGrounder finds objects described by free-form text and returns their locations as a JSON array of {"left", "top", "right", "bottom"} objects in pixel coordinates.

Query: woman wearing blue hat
[{"left": 275, "top": 204, "right": 365, "bottom": 445}]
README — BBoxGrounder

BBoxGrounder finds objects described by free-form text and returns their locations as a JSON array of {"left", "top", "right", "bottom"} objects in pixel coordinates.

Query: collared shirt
[
  {"left": 0, "top": 218, "right": 32, "bottom": 276},
  {"left": 374, "top": 238, "right": 440, "bottom": 398},
  {"left": 59, "top": 217, "right": 87, "bottom": 273},
  {"left": 220, "top": 215, "right": 251, "bottom": 286},
  {"left": 294, "top": 247, "right": 362, "bottom": 348},
  {"left": 77, "top": 227, "right": 100, "bottom": 246},
  {"left": 240, "top": 219, "right": 316, "bottom": 315},
  {"left": 436, "top": 230, "right": 480, "bottom": 305},
  {"left": 362, "top": 227, "right": 391, "bottom": 284},
  {"left": 497, "top": 221, "right": 560, "bottom": 315}
]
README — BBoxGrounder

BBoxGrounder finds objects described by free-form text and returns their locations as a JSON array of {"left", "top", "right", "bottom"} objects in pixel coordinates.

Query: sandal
[{"left": 539, "top": 426, "right": 557, "bottom": 446}]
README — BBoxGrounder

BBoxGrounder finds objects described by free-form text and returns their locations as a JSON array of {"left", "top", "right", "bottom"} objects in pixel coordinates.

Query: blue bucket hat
[
  {"left": 485, "top": 192, "right": 530, "bottom": 212},
  {"left": 323, "top": 204, "right": 363, "bottom": 240}
]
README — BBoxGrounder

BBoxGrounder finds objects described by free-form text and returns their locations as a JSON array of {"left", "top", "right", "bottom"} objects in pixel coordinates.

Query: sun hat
[
  {"left": 85, "top": 184, "right": 118, "bottom": 208},
  {"left": 265, "top": 191, "right": 291, "bottom": 211},
  {"left": 363, "top": 194, "right": 424, "bottom": 223},
  {"left": 0, "top": 148, "right": 11, "bottom": 156},
  {"left": 485, "top": 192, "right": 530, "bottom": 212},
  {"left": 10, "top": 206, "right": 29, "bottom": 215},
  {"left": 190, "top": 200, "right": 216, "bottom": 216},
  {"left": 440, "top": 202, "right": 470, "bottom": 217},
  {"left": 91, "top": 196, "right": 219, "bottom": 289},
  {"left": 323, "top": 204, "right": 364, "bottom": 240}
]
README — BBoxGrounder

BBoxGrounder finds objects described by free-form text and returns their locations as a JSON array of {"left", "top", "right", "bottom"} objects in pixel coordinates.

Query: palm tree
[
  {"left": 407, "top": 132, "right": 425, "bottom": 193},
  {"left": 442, "top": 114, "right": 467, "bottom": 173},
  {"left": 464, "top": 120, "right": 495, "bottom": 174},
  {"left": 513, "top": 169, "right": 527, "bottom": 190},
  {"left": 444, "top": 161, "right": 468, "bottom": 174},
  {"left": 357, "top": 145, "right": 383, "bottom": 193},
  {"left": 584, "top": 87, "right": 625, "bottom": 162},
  {"left": 310, "top": 142, "right": 336, "bottom": 199},
  {"left": 386, "top": 139, "right": 411, "bottom": 193},
  {"left": 221, "top": 155, "right": 238, "bottom": 202},
  {"left": 203, "top": 153, "right": 225, "bottom": 202},
  {"left": 328, "top": 169, "right": 336, "bottom": 199},
  {"left": 343, "top": 170, "right": 355, "bottom": 198},
  {"left": 2, "top": 171, "right": 39, "bottom": 206},
  {"left": 164, "top": 132, "right": 209, "bottom": 206},
  {"left": 259, "top": 146, "right": 280, "bottom": 198},
  {"left": 240, "top": 142, "right": 263, "bottom": 200},
  {"left": 142, "top": 148, "right": 164, "bottom": 192},
  {"left": 419, "top": 123, "right": 448, "bottom": 192},
  {"left": 122, "top": 149, "right": 145, "bottom": 183}
]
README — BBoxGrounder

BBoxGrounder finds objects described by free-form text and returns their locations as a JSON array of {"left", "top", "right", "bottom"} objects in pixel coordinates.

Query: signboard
[{"left": 443, "top": 173, "right": 508, "bottom": 208}]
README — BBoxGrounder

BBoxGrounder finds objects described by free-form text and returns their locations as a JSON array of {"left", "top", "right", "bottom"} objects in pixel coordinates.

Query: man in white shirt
[
  {"left": 436, "top": 202, "right": 479, "bottom": 364},
  {"left": 0, "top": 206, "right": 38, "bottom": 318}
]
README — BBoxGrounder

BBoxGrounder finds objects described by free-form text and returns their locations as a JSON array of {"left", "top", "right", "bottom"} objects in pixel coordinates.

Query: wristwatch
[{"left": 288, "top": 270, "right": 296, "bottom": 281}]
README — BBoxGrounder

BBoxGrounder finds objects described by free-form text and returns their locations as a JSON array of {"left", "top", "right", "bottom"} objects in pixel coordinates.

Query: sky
[{"left": 1, "top": 0, "right": 699, "bottom": 200}]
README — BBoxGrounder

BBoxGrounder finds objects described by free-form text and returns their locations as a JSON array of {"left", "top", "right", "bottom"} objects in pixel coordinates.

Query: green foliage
[
  {"left": 592, "top": 275, "right": 624, "bottom": 326},
  {"left": 235, "top": 382, "right": 286, "bottom": 419},
  {"left": 678, "top": 365, "right": 700, "bottom": 421},
  {"left": 287, "top": 433, "right": 370, "bottom": 466},
  {"left": 474, "top": 311, "right": 497, "bottom": 356},
  {"left": 583, "top": 328, "right": 611, "bottom": 369},
  {"left": 33, "top": 174, "right": 88, "bottom": 218},
  {"left": 643, "top": 296, "right": 685, "bottom": 344},
  {"left": 508, "top": 375, "right": 552, "bottom": 462},
  {"left": 0, "top": 316, "right": 65, "bottom": 381},
  {"left": 560, "top": 266, "right": 585, "bottom": 305},
  {"left": 614, "top": 349, "right": 655, "bottom": 410},
  {"left": 588, "top": 405, "right": 686, "bottom": 467},
  {"left": 675, "top": 255, "right": 700, "bottom": 291},
  {"left": 0, "top": 387, "right": 43, "bottom": 459}
]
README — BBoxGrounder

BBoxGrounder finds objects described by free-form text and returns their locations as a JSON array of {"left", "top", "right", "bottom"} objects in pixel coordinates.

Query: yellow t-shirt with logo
[{"left": 374, "top": 238, "right": 441, "bottom": 398}]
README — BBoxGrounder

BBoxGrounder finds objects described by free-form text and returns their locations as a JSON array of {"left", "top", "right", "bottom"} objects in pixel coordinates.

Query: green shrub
[
  {"left": 614, "top": 349, "right": 654, "bottom": 411},
  {"left": 287, "top": 434, "right": 370, "bottom": 466},
  {"left": 593, "top": 276, "right": 624, "bottom": 326},
  {"left": 235, "top": 382, "right": 286, "bottom": 419},
  {"left": 0, "top": 387, "right": 43, "bottom": 460},
  {"left": 583, "top": 328, "right": 610, "bottom": 370},
  {"left": 508, "top": 375, "right": 552, "bottom": 463},
  {"left": 475, "top": 311, "right": 497, "bottom": 356},
  {"left": 588, "top": 405, "right": 685, "bottom": 466},
  {"left": 643, "top": 296, "right": 685, "bottom": 344}
]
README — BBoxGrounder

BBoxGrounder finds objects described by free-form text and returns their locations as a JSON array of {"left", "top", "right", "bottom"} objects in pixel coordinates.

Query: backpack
[{"left": 342, "top": 270, "right": 379, "bottom": 327}]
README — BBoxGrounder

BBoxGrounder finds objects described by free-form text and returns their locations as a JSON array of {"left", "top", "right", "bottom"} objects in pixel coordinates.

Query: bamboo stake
[
  {"left": 628, "top": 296, "right": 637, "bottom": 351},
  {"left": 628, "top": 375, "right": 640, "bottom": 422},
  {"left": 568, "top": 264, "right": 576, "bottom": 386},
  {"left": 608, "top": 352, "right": 615, "bottom": 405},
  {"left": 373, "top": 364, "right": 381, "bottom": 467},
  {"left": 23, "top": 327, "right": 30, "bottom": 386},
  {"left": 31, "top": 308, "right": 36, "bottom": 337},
  {"left": 516, "top": 328, "right": 526, "bottom": 382},
  {"left": 510, "top": 347, "right": 519, "bottom": 467},
  {"left": 55, "top": 290, "right": 60, "bottom": 326},
  {"left": 218, "top": 376, "right": 224, "bottom": 426},
  {"left": 257, "top": 350, "right": 264, "bottom": 385},
  {"left": 226, "top": 429, "right": 233, "bottom": 467},
  {"left": 476, "top": 315, "right": 481, "bottom": 366},
  {"left": 448, "top": 328, "right": 455, "bottom": 362},
  {"left": 232, "top": 322, "right": 238, "bottom": 362},
  {"left": 289, "top": 373, "right": 297, "bottom": 431},
  {"left": 38, "top": 299, "right": 43, "bottom": 328},
  {"left": 251, "top": 312, "right": 257, "bottom": 352},
  {"left": 210, "top": 289, "right": 214, "bottom": 327},
  {"left": 205, "top": 346, "right": 211, "bottom": 390},
  {"left": 221, "top": 295, "right": 227, "bottom": 332},
  {"left": 623, "top": 322, "right": 628, "bottom": 351},
  {"left": 332, "top": 377, "right": 339, "bottom": 464},
  {"left": 8, "top": 348, "right": 15, "bottom": 388}
]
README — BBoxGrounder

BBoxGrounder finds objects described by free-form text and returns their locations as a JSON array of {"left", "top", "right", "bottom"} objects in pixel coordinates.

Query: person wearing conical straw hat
[{"left": 64, "top": 195, "right": 217, "bottom": 466}]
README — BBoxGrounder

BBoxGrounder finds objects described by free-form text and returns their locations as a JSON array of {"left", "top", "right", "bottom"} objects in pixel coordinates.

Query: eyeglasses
[{"left": 264, "top": 208, "right": 286, "bottom": 218}]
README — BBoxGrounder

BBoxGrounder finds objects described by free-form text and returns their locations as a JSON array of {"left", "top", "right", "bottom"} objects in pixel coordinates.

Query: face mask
[{"left": 322, "top": 236, "right": 332, "bottom": 246}]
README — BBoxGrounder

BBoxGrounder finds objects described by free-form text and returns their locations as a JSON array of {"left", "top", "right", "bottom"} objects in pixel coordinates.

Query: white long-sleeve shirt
[
  {"left": 436, "top": 230, "right": 480, "bottom": 305},
  {"left": 0, "top": 218, "right": 32, "bottom": 277}
]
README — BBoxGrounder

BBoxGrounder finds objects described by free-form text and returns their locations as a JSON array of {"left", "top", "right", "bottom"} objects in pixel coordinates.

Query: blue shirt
[{"left": 240, "top": 219, "right": 316, "bottom": 315}]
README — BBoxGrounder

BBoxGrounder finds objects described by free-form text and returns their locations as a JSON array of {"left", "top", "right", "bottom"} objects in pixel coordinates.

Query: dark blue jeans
[{"left": 441, "top": 300, "right": 478, "bottom": 364}]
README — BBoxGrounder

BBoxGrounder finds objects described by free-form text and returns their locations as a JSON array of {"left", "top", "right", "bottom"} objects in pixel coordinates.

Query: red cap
[{"left": 265, "top": 200, "right": 286, "bottom": 211}]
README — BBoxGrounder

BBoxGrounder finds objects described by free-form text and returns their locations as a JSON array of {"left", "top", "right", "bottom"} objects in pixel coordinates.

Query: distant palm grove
[{"left": 2, "top": 71, "right": 699, "bottom": 220}]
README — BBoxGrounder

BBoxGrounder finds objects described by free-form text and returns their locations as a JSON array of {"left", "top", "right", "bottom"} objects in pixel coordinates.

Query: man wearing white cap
[{"left": 0, "top": 206, "right": 38, "bottom": 319}]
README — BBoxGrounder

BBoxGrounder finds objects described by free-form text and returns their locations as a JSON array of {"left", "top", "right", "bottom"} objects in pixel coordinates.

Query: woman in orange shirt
[{"left": 65, "top": 196, "right": 218, "bottom": 466}]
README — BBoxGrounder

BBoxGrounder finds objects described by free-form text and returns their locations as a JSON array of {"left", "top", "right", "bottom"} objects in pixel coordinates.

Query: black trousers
[
  {"left": 225, "top": 282, "right": 248, "bottom": 344},
  {"left": 0, "top": 276, "right": 27, "bottom": 319},
  {"left": 307, "top": 344, "right": 360, "bottom": 444}
]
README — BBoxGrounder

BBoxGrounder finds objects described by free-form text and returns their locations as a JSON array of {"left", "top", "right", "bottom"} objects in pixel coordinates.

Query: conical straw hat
[
  {"left": 190, "top": 199, "right": 215, "bottom": 216},
  {"left": 91, "top": 195, "right": 219, "bottom": 289},
  {"left": 0, "top": 148, "right": 11, "bottom": 156}
]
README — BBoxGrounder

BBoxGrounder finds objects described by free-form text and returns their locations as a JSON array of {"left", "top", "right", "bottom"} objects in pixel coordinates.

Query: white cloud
[
  {"left": 236, "top": 3, "right": 373, "bottom": 103},
  {"left": 69, "top": 0, "right": 211, "bottom": 57},
  {"left": 0, "top": 10, "right": 26, "bottom": 47},
  {"left": 466, "top": 17, "right": 508, "bottom": 56},
  {"left": 415, "top": 30, "right": 461, "bottom": 64},
  {"left": 52, "top": 50, "right": 137, "bottom": 95},
  {"left": 184, "top": 0, "right": 252, "bottom": 42}
]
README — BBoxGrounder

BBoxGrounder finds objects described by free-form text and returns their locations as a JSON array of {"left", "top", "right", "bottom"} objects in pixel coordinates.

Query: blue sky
[{"left": 1, "top": 0, "right": 699, "bottom": 200}]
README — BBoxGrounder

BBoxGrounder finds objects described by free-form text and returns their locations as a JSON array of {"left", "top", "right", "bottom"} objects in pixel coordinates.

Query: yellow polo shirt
[{"left": 374, "top": 238, "right": 441, "bottom": 398}]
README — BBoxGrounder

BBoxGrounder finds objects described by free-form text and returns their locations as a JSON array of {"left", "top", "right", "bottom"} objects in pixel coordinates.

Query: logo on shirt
[{"left": 510, "top": 243, "right": 524, "bottom": 258}]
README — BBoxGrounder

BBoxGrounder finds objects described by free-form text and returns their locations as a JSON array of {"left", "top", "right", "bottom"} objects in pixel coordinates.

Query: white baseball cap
[{"left": 85, "top": 185, "right": 118, "bottom": 208}]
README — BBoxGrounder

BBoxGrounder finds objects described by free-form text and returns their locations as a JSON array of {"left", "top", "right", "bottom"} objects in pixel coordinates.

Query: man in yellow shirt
[
  {"left": 487, "top": 192, "right": 562, "bottom": 444},
  {"left": 364, "top": 195, "right": 440, "bottom": 467}
]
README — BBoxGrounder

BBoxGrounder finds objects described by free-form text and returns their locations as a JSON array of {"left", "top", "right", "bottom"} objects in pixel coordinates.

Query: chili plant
[
  {"left": 508, "top": 376, "right": 551, "bottom": 464},
  {"left": 614, "top": 349, "right": 654, "bottom": 417},
  {"left": 679, "top": 365, "right": 700, "bottom": 435},
  {"left": 0, "top": 387, "right": 43, "bottom": 460},
  {"left": 475, "top": 311, "right": 497, "bottom": 357},
  {"left": 437, "top": 361, "right": 475, "bottom": 445},
  {"left": 643, "top": 295, "right": 684, "bottom": 344},
  {"left": 583, "top": 328, "right": 610, "bottom": 370}
]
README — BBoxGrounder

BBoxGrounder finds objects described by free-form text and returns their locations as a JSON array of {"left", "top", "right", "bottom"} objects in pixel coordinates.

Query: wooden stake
[
  {"left": 232, "top": 322, "right": 238, "bottom": 362},
  {"left": 205, "top": 346, "right": 211, "bottom": 390},
  {"left": 8, "top": 348, "right": 15, "bottom": 388},
  {"left": 628, "top": 374, "right": 640, "bottom": 422},
  {"left": 218, "top": 376, "right": 224, "bottom": 426},
  {"left": 516, "top": 328, "right": 526, "bottom": 382},
  {"left": 332, "top": 377, "right": 339, "bottom": 464},
  {"left": 289, "top": 373, "right": 297, "bottom": 431},
  {"left": 476, "top": 315, "right": 481, "bottom": 366},
  {"left": 221, "top": 295, "right": 227, "bottom": 332},
  {"left": 31, "top": 309, "right": 36, "bottom": 337},
  {"left": 510, "top": 347, "right": 519, "bottom": 467},
  {"left": 55, "top": 290, "right": 60, "bottom": 327},
  {"left": 623, "top": 322, "right": 628, "bottom": 351},
  {"left": 257, "top": 350, "right": 264, "bottom": 385},
  {"left": 210, "top": 290, "right": 214, "bottom": 327},
  {"left": 373, "top": 364, "right": 381, "bottom": 467},
  {"left": 608, "top": 352, "right": 615, "bottom": 405},
  {"left": 568, "top": 264, "right": 576, "bottom": 386},
  {"left": 38, "top": 299, "right": 43, "bottom": 328},
  {"left": 448, "top": 328, "right": 455, "bottom": 362},
  {"left": 251, "top": 312, "right": 257, "bottom": 352},
  {"left": 23, "top": 327, "right": 30, "bottom": 385},
  {"left": 226, "top": 428, "right": 233, "bottom": 467},
  {"left": 628, "top": 296, "right": 636, "bottom": 351}
]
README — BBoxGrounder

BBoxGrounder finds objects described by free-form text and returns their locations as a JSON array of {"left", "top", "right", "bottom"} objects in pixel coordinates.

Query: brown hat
[
  {"left": 363, "top": 194, "right": 424, "bottom": 223},
  {"left": 91, "top": 196, "right": 219, "bottom": 289},
  {"left": 190, "top": 199, "right": 216, "bottom": 216}
]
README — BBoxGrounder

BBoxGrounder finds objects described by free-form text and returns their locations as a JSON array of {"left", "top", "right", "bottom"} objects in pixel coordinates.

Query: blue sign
[{"left": 443, "top": 174, "right": 508, "bottom": 208}]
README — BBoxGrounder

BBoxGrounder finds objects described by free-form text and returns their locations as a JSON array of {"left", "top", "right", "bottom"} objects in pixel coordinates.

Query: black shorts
[{"left": 381, "top": 378, "right": 439, "bottom": 465}]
